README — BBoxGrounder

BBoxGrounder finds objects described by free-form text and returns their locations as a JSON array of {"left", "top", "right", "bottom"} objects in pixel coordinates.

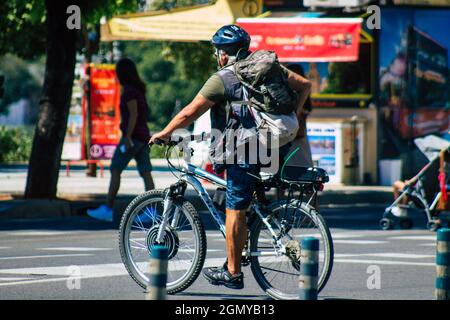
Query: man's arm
[
  {"left": 286, "top": 70, "right": 312, "bottom": 118},
  {"left": 149, "top": 94, "right": 215, "bottom": 143}
]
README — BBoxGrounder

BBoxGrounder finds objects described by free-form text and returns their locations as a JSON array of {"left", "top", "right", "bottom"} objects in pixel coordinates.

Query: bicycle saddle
[{"left": 281, "top": 166, "right": 329, "bottom": 183}]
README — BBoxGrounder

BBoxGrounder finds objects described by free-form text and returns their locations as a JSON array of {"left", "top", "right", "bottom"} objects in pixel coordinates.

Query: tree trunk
[{"left": 25, "top": 0, "right": 77, "bottom": 199}]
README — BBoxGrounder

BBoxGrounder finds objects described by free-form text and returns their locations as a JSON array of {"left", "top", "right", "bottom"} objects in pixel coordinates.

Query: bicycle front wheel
[
  {"left": 249, "top": 200, "right": 334, "bottom": 300},
  {"left": 119, "top": 189, "right": 207, "bottom": 294}
]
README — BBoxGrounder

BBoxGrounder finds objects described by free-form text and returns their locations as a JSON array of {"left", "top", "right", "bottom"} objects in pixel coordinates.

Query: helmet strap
[{"left": 215, "top": 48, "right": 237, "bottom": 69}]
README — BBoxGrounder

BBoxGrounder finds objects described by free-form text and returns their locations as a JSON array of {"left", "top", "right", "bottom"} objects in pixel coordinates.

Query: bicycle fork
[
  {"left": 155, "top": 188, "right": 182, "bottom": 244},
  {"left": 155, "top": 180, "right": 189, "bottom": 244},
  {"left": 155, "top": 194, "right": 173, "bottom": 243}
]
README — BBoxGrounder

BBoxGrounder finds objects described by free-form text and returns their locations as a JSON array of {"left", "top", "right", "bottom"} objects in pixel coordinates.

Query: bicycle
[{"left": 119, "top": 133, "right": 334, "bottom": 300}]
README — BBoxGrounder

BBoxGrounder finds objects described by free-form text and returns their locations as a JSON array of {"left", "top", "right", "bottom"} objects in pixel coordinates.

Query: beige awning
[{"left": 101, "top": 0, "right": 263, "bottom": 42}]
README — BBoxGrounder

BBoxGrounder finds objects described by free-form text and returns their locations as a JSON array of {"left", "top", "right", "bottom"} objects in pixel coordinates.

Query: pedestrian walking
[{"left": 87, "top": 58, "right": 154, "bottom": 222}]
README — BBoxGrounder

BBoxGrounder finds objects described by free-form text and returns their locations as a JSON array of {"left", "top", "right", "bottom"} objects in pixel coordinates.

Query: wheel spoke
[
  {"left": 120, "top": 192, "right": 205, "bottom": 293},
  {"left": 250, "top": 201, "right": 333, "bottom": 299}
]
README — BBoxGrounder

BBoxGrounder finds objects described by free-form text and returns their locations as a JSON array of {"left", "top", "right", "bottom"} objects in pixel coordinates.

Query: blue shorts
[
  {"left": 110, "top": 138, "right": 152, "bottom": 175},
  {"left": 226, "top": 164, "right": 260, "bottom": 210}
]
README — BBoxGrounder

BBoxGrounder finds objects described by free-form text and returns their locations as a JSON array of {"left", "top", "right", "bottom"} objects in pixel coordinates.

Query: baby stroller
[{"left": 380, "top": 135, "right": 450, "bottom": 231}]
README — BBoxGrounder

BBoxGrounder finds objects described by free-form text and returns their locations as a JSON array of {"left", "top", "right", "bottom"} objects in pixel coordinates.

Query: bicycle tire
[
  {"left": 249, "top": 200, "right": 334, "bottom": 300},
  {"left": 118, "top": 189, "right": 207, "bottom": 294}
]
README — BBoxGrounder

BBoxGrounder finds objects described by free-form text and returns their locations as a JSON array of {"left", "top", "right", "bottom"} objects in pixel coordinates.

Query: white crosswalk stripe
[
  {"left": 334, "top": 258, "right": 434, "bottom": 266},
  {"left": 334, "top": 253, "right": 434, "bottom": 259},
  {"left": 0, "top": 277, "right": 33, "bottom": 281},
  {"left": 334, "top": 240, "right": 388, "bottom": 244},
  {"left": 0, "top": 229, "right": 439, "bottom": 289},
  {"left": 38, "top": 247, "right": 113, "bottom": 252},
  {"left": 0, "top": 257, "right": 227, "bottom": 287},
  {"left": 0, "top": 249, "right": 437, "bottom": 288},
  {"left": 362, "top": 253, "right": 434, "bottom": 259},
  {"left": 1, "top": 231, "right": 81, "bottom": 237},
  {"left": 0, "top": 254, "right": 93, "bottom": 261},
  {"left": 388, "top": 235, "right": 436, "bottom": 241}
]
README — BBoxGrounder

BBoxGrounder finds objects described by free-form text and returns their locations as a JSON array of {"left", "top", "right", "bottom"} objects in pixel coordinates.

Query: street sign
[{"left": 237, "top": 18, "right": 362, "bottom": 62}]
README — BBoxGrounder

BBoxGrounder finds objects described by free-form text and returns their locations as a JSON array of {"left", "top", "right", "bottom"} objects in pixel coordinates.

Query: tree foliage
[
  {"left": 0, "top": 1, "right": 47, "bottom": 59},
  {"left": 0, "top": 54, "right": 43, "bottom": 117},
  {"left": 150, "top": 0, "right": 213, "bottom": 10},
  {"left": 0, "top": 1, "right": 141, "bottom": 59},
  {"left": 116, "top": 0, "right": 218, "bottom": 130},
  {"left": 323, "top": 62, "right": 366, "bottom": 94},
  {"left": 0, "top": 126, "right": 33, "bottom": 162},
  {"left": 0, "top": 1, "right": 143, "bottom": 199},
  {"left": 121, "top": 40, "right": 215, "bottom": 131}
]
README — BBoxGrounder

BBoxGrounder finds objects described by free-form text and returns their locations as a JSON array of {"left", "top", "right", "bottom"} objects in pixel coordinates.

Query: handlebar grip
[
  {"left": 149, "top": 132, "right": 209, "bottom": 146},
  {"left": 148, "top": 138, "right": 164, "bottom": 146}
]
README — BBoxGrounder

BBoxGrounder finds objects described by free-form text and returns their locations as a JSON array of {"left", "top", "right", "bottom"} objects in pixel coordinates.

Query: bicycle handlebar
[{"left": 150, "top": 132, "right": 210, "bottom": 146}]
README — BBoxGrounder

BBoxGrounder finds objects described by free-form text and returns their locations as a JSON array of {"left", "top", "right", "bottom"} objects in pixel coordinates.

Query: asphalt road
[{"left": 0, "top": 205, "right": 441, "bottom": 300}]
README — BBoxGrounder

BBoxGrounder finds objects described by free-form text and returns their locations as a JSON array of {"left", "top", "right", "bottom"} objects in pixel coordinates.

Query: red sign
[
  {"left": 83, "top": 64, "right": 121, "bottom": 160},
  {"left": 237, "top": 18, "right": 362, "bottom": 62}
]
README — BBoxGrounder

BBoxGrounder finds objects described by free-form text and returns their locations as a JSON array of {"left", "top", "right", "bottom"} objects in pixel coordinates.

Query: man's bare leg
[{"left": 226, "top": 209, "right": 247, "bottom": 275}]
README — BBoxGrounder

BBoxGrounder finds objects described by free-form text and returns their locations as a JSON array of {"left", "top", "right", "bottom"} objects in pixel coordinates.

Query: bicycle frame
[{"left": 155, "top": 152, "right": 290, "bottom": 257}]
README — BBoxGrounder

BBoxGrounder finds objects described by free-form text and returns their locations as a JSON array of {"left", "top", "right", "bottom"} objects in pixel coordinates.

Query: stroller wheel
[
  {"left": 380, "top": 218, "right": 394, "bottom": 230},
  {"left": 399, "top": 218, "right": 414, "bottom": 229},
  {"left": 427, "top": 220, "right": 441, "bottom": 232}
]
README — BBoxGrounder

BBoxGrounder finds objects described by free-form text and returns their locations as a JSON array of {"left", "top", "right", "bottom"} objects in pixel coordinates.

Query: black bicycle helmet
[{"left": 211, "top": 24, "right": 251, "bottom": 55}]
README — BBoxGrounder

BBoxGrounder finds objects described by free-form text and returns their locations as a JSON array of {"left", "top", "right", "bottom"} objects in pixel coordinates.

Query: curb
[
  {"left": 0, "top": 159, "right": 173, "bottom": 173},
  {"left": 0, "top": 187, "right": 392, "bottom": 220}
]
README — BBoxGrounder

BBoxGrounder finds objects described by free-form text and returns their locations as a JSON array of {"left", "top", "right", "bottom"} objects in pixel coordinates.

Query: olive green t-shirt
[
  {"left": 198, "top": 74, "right": 226, "bottom": 104},
  {"left": 198, "top": 73, "right": 228, "bottom": 132}
]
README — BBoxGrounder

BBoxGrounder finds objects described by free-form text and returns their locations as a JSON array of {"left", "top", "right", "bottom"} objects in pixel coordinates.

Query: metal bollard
[
  {"left": 436, "top": 228, "right": 450, "bottom": 300},
  {"left": 145, "top": 245, "right": 168, "bottom": 300},
  {"left": 299, "top": 237, "right": 319, "bottom": 300}
]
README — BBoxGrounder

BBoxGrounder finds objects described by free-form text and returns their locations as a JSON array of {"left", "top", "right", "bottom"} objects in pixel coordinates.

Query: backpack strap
[{"left": 217, "top": 65, "right": 249, "bottom": 120}]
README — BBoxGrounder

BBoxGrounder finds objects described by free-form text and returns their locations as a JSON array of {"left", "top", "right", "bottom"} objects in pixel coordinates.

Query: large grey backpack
[{"left": 233, "top": 50, "right": 298, "bottom": 115}]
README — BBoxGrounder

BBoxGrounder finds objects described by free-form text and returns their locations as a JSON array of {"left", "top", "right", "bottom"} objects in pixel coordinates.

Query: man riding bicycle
[{"left": 149, "top": 25, "right": 312, "bottom": 289}]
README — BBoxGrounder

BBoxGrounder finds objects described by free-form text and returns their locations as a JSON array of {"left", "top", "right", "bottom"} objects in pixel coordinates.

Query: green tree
[
  {"left": 0, "top": 126, "right": 33, "bottom": 163},
  {"left": 323, "top": 62, "right": 366, "bottom": 94},
  {"left": 110, "top": 0, "right": 216, "bottom": 131},
  {"left": 0, "top": 54, "right": 43, "bottom": 119},
  {"left": 121, "top": 41, "right": 215, "bottom": 131},
  {"left": 0, "top": 0, "right": 139, "bottom": 198}
]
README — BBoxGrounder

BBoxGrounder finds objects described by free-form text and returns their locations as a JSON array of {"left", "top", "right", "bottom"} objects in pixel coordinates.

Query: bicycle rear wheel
[
  {"left": 119, "top": 189, "right": 207, "bottom": 294},
  {"left": 249, "top": 200, "right": 333, "bottom": 300}
]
